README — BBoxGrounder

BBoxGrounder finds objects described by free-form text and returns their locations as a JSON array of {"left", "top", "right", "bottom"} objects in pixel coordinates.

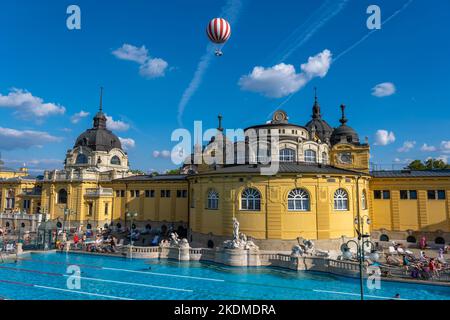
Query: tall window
[
  {"left": 334, "top": 188, "right": 349, "bottom": 211},
  {"left": 75, "top": 154, "right": 88, "bottom": 164},
  {"left": 304, "top": 149, "right": 317, "bottom": 163},
  {"left": 206, "top": 190, "right": 219, "bottom": 210},
  {"left": 110, "top": 156, "right": 121, "bottom": 165},
  {"left": 287, "top": 189, "right": 310, "bottom": 211},
  {"left": 87, "top": 203, "right": 93, "bottom": 216},
  {"left": 57, "top": 189, "right": 68, "bottom": 204},
  {"left": 190, "top": 189, "right": 195, "bottom": 208},
  {"left": 6, "top": 189, "right": 15, "bottom": 209},
  {"left": 241, "top": 188, "right": 261, "bottom": 211},
  {"left": 361, "top": 190, "right": 367, "bottom": 210},
  {"left": 321, "top": 152, "right": 328, "bottom": 164},
  {"left": 279, "top": 148, "right": 296, "bottom": 162}
]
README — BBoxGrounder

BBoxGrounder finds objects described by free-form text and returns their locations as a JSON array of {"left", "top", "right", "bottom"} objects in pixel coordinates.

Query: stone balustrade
[{"left": 85, "top": 188, "right": 113, "bottom": 197}]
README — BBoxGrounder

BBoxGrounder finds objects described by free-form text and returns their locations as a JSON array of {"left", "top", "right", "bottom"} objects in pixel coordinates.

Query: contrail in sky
[
  {"left": 276, "top": 0, "right": 350, "bottom": 63},
  {"left": 273, "top": 0, "right": 414, "bottom": 113},
  {"left": 334, "top": 0, "right": 414, "bottom": 61},
  {"left": 177, "top": 0, "right": 243, "bottom": 127}
]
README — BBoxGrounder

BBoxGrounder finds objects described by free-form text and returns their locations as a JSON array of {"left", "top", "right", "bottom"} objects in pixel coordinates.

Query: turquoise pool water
[{"left": 0, "top": 252, "right": 449, "bottom": 300}]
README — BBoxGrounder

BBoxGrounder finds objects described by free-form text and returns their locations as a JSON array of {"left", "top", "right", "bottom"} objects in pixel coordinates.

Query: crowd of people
[
  {"left": 383, "top": 238, "right": 449, "bottom": 281},
  {"left": 57, "top": 228, "right": 121, "bottom": 254}
]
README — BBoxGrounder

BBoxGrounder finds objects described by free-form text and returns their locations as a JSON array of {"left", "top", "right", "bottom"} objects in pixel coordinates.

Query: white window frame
[
  {"left": 241, "top": 188, "right": 261, "bottom": 211},
  {"left": 334, "top": 188, "right": 349, "bottom": 211},
  {"left": 287, "top": 189, "right": 310, "bottom": 211}
]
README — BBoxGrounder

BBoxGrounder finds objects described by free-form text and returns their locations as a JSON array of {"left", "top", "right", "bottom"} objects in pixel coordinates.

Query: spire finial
[
  {"left": 312, "top": 87, "right": 321, "bottom": 119},
  {"left": 99, "top": 86, "right": 104, "bottom": 112},
  {"left": 339, "top": 104, "right": 348, "bottom": 125},
  {"left": 218, "top": 114, "right": 223, "bottom": 132}
]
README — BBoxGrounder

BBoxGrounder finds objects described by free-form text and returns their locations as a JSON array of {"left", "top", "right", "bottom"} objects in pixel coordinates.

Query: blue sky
[{"left": 0, "top": 0, "right": 449, "bottom": 173}]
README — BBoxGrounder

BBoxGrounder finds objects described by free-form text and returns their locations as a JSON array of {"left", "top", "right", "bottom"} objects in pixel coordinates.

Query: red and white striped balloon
[{"left": 206, "top": 18, "right": 231, "bottom": 44}]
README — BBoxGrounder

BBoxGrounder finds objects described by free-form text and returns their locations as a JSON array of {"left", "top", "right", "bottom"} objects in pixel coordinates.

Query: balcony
[
  {"left": 85, "top": 188, "right": 114, "bottom": 197},
  {"left": 21, "top": 189, "right": 42, "bottom": 197}
]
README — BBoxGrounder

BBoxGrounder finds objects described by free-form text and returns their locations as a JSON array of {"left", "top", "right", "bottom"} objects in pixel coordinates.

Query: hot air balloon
[{"left": 206, "top": 18, "right": 231, "bottom": 56}]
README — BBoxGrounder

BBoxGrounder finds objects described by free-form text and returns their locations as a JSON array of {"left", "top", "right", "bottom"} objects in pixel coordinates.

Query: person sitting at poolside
[
  {"left": 411, "top": 266, "right": 420, "bottom": 279},
  {"left": 419, "top": 251, "right": 428, "bottom": 262},
  {"left": 419, "top": 236, "right": 427, "bottom": 250},
  {"left": 402, "top": 255, "right": 411, "bottom": 274},
  {"left": 437, "top": 248, "right": 446, "bottom": 265},
  {"left": 429, "top": 258, "right": 439, "bottom": 279}
]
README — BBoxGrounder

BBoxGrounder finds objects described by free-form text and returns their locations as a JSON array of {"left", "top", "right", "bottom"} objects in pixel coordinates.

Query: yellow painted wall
[
  {"left": 370, "top": 177, "right": 450, "bottom": 232},
  {"left": 188, "top": 174, "right": 370, "bottom": 240}
]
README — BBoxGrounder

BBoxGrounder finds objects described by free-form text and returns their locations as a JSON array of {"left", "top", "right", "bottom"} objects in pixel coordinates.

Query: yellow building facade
[{"left": 0, "top": 96, "right": 449, "bottom": 248}]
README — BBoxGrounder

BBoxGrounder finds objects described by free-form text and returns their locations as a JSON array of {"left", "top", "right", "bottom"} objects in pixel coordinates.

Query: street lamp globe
[{"left": 343, "top": 249, "right": 353, "bottom": 260}]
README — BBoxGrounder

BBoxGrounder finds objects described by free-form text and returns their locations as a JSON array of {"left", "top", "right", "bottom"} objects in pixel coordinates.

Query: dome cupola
[
  {"left": 330, "top": 104, "right": 360, "bottom": 145},
  {"left": 305, "top": 89, "right": 333, "bottom": 143},
  {"left": 74, "top": 87, "right": 122, "bottom": 152}
]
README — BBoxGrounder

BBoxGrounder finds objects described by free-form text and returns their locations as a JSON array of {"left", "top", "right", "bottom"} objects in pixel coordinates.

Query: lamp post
[
  {"left": 126, "top": 211, "right": 138, "bottom": 259},
  {"left": 342, "top": 238, "right": 379, "bottom": 300},
  {"left": 354, "top": 214, "right": 372, "bottom": 264}
]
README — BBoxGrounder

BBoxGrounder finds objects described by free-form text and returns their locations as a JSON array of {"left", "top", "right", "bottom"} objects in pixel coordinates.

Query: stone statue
[
  {"left": 232, "top": 217, "right": 239, "bottom": 241},
  {"left": 223, "top": 217, "right": 259, "bottom": 251},
  {"left": 291, "top": 245, "right": 304, "bottom": 257},
  {"left": 168, "top": 232, "right": 190, "bottom": 249},
  {"left": 169, "top": 232, "right": 179, "bottom": 246},
  {"left": 179, "top": 238, "right": 190, "bottom": 249}
]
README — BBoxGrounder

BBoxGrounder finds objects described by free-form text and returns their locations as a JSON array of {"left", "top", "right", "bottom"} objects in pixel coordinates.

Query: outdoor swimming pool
[{"left": 0, "top": 252, "right": 449, "bottom": 300}]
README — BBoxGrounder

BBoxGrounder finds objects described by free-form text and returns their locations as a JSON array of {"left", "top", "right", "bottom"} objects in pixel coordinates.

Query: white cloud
[
  {"left": 436, "top": 155, "right": 448, "bottom": 164},
  {"left": 70, "top": 110, "right": 90, "bottom": 124},
  {"left": 105, "top": 114, "right": 130, "bottom": 132},
  {"left": 0, "top": 88, "right": 65, "bottom": 119},
  {"left": 394, "top": 157, "right": 413, "bottom": 164},
  {"left": 152, "top": 150, "right": 171, "bottom": 158},
  {"left": 374, "top": 130, "right": 396, "bottom": 146},
  {"left": 119, "top": 137, "right": 135, "bottom": 150},
  {"left": 139, "top": 58, "right": 169, "bottom": 78},
  {"left": 152, "top": 151, "right": 160, "bottom": 158},
  {"left": 371, "top": 82, "right": 396, "bottom": 97},
  {"left": 397, "top": 140, "right": 415, "bottom": 153},
  {"left": 238, "top": 49, "right": 332, "bottom": 98},
  {"left": 112, "top": 44, "right": 149, "bottom": 64},
  {"left": 440, "top": 141, "right": 450, "bottom": 154},
  {"left": 161, "top": 150, "right": 171, "bottom": 158},
  {"left": 112, "top": 44, "right": 168, "bottom": 79},
  {"left": 420, "top": 143, "right": 437, "bottom": 152},
  {"left": 0, "top": 127, "right": 62, "bottom": 150}
]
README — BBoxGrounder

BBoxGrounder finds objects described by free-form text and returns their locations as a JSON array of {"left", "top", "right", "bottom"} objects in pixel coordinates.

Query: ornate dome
[
  {"left": 330, "top": 104, "right": 360, "bottom": 145},
  {"left": 305, "top": 95, "right": 333, "bottom": 142},
  {"left": 73, "top": 91, "right": 122, "bottom": 152}
]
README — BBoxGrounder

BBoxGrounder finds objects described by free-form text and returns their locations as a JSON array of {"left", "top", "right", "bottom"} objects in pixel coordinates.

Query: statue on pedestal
[{"left": 223, "top": 217, "right": 258, "bottom": 250}]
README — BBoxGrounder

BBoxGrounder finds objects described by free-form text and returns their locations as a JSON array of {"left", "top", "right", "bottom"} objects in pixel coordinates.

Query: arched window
[
  {"left": 334, "top": 189, "right": 349, "bottom": 211},
  {"left": 241, "top": 188, "right": 261, "bottom": 211},
  {"left": 206, "top": 190, "right": 219, "bottom": 210},
  {"left": 110, "top": 155, "right": 121, "bottom": 165},
  {"left": 361, "top": 190, "right": 367, "bottom": 210},
  {"left": 279, "top": 148, "right": 296, "bottom": 162},
  {"left": 287, "top": 189, "right": 310, "bottom": 211},
  {"left": 75, "top": 154, "right": 88, "bottom": 164},
  {"left": 304, "top": 149, "right": 317, "bottom": 163},
  {"left": 75, "top": 153, "right": 88, "bottom": 164},
  {"left": 57, "top": 189, "right": 68, "bottom": 204}
]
